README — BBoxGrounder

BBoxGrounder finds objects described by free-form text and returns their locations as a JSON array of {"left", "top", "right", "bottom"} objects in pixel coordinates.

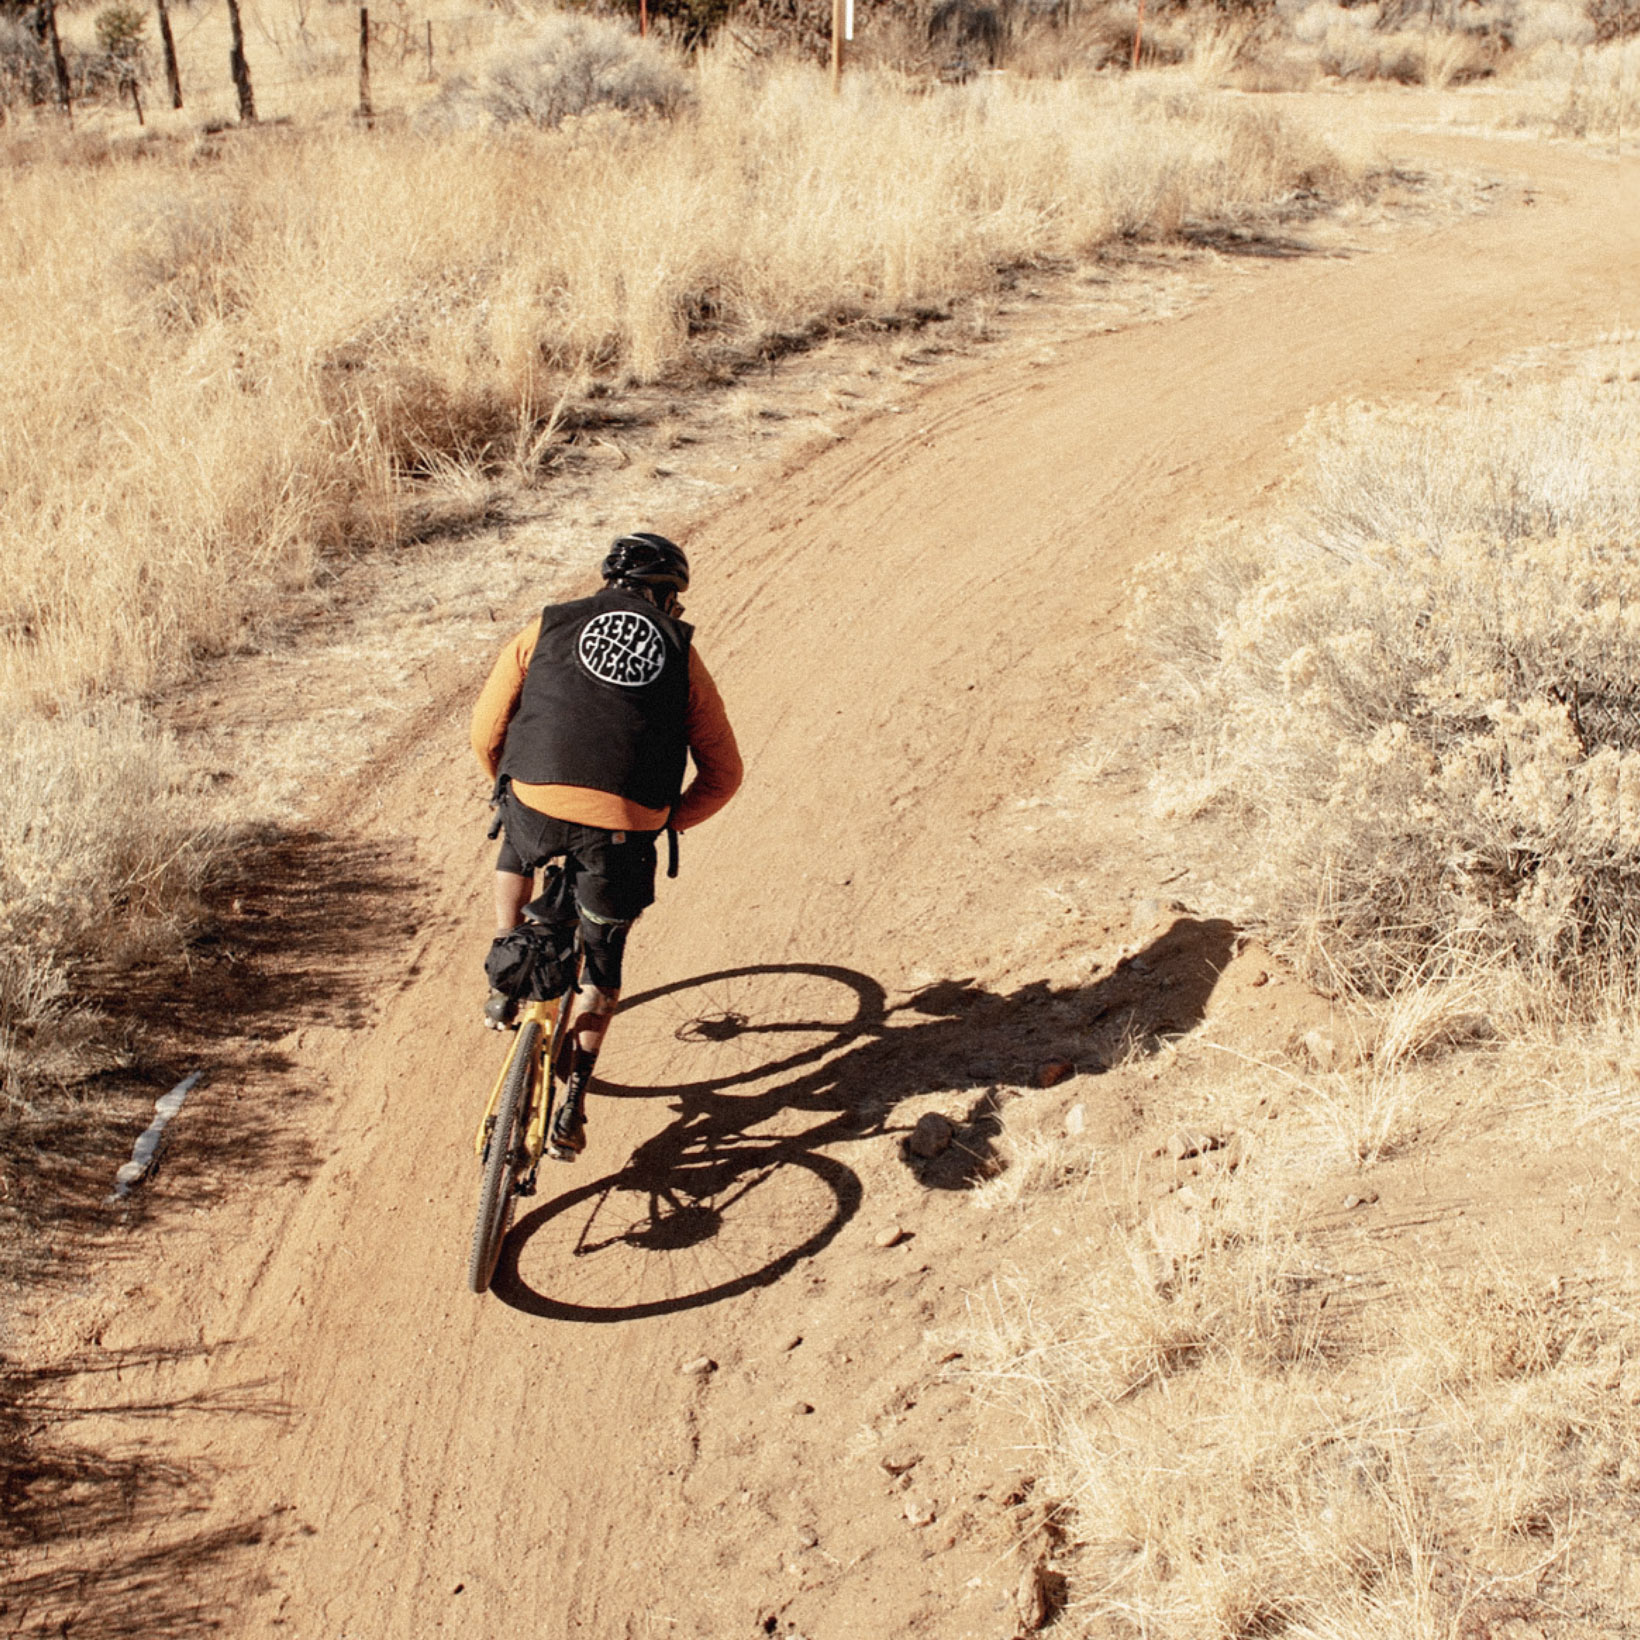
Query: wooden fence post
[
  {"left": 425, "top": 17, "right": 433, "bottom": 79},
  {"left": 126, "top": 73, "right": 144, "bottom": 124},
  {"left": 226, "top": 0, "right": 256, "bottom": 121},
  {"left": 358, "top": 6, "right": 372, "bottom": 124},
  {"left": 155, "top": 0, "right": 182, "bottom": 108},
  {"left": 830, "top": 0, "right": 843, "bottom": 91},
  {"left": 40, "top": 0, "right": 71, "bottom": 114}
]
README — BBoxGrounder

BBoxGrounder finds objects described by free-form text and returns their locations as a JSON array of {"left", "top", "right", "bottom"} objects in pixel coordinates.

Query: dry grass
[
  {"left": 1141, "top": 339, "right": 1640, "bottom": 1006},
  {"left": 0, "top": 55, "right": 1354, "bottom": 711},
  {"left": 964, "top": 1074, "right": 1640, "bottom": 1637},
  {"left": 1540, "top": 35, "right": 1640, "bottom": 136},
  {"left": 0, "top": 15, "right": 1369, "bottom": 1292}
]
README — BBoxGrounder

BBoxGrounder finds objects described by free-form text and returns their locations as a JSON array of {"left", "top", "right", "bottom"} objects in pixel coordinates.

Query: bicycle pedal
[
  {"left": 546, "top": 1143, "right": 579, "bottom": 1164},
  {"left": 516, "top": 1168, "right": 539, "bottom": 1198}
]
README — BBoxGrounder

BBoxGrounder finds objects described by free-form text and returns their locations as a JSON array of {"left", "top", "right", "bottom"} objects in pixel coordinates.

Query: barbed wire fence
[{"left": 2, "top": 0, "right": 509, "bottom": 128}]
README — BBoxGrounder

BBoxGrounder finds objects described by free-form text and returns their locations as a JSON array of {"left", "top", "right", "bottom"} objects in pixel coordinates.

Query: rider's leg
[
  {"left": 494, "top": 869, "right": 533, "bottom": 933},
  {"left": 546, "top": 826, "right": 656, "bottom": 1155},
  {"left": 485, "top": 804, "right": 555, "bottom": 1028},
  {"left": 548, "top": 918, "right": 631, "bottom": 1155}
]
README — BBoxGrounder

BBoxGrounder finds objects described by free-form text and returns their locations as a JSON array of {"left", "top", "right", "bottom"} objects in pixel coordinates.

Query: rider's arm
[
  {"left": 672, "top": 650, "right": 743, "bottom": 832},
  {"left": 470, "top": 618, "right": 542, "bottom": 779}
]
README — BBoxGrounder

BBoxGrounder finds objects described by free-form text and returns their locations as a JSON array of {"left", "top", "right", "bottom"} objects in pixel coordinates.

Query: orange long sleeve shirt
[{"left": 471, "top": 616, "right": 743, "bottom": 833}]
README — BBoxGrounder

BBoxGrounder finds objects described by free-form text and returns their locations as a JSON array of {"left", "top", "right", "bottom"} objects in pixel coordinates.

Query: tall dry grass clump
[{"left": 1142, "top": 341, "right": 1640, "bottom": 1005}]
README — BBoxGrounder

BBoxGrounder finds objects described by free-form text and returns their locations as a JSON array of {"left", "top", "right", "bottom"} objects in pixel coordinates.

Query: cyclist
[{"left": 470, "top": 532, "right": 743, "bottom": 1159}]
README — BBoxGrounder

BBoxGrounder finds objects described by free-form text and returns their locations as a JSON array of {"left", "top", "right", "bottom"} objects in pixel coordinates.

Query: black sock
[{"left": 562, "top": 1044, "right": 599, "bottom": 1111}]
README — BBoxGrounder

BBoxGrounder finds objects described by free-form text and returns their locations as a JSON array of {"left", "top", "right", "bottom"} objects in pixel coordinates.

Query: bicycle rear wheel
[{"left": 467, "top": 1019, "right": 540, "bottom": 1294}]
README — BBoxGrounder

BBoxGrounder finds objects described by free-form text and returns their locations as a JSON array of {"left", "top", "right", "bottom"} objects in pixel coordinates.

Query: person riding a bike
[{"left": 470, "top": 532, "right": 742, "bottom": 1159}]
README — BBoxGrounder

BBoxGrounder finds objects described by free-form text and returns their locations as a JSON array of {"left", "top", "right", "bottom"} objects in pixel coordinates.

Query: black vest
[{"left": 500, "top": 586, "right": 693, "bottom": 812}]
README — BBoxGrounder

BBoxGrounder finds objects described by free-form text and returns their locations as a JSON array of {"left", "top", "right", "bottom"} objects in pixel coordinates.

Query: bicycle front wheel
[{"left": 467, "top": 1019, "right": 539, "bottom": 1295}]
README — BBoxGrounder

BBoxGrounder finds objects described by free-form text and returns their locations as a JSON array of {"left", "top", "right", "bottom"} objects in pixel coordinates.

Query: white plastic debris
[{"left": 109, "top": 1071, "right": 203, "bottom": 1201}]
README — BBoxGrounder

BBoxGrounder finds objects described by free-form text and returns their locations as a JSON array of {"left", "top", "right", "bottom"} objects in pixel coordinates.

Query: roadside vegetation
[
  {"left": 0, "top": 12, "right": 1363, "bottom": 1132},
  {"left": 1144, "top": 339, "right": 1640, "bottom": 1007},
  {"left": 970, "top": 336, "right": 1640, "bottom": 1635},
  {"left": 3, "top": 0, "right": 1634, "bottom": 1619}
]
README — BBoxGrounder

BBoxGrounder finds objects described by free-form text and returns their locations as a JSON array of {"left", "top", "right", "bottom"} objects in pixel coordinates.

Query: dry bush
[
  {"left": 1546, "top": 35, "right": 1640, "bottom": 136},
  {"left": 1484, "top": 8, "right": 1633, "bottom": 134},
  {"left": 1141, "top": 342, "right": 1640, "bottom": 1004},
  {"left": 426, "top": 11, "right": 691, "bottom": 128},
  {"left": 1509, "top": 0, "right": 1598, "bottom": 48},
  {"left": 0, "top": 708, "right": 216, "bottom": 1100},
  {"left": 1292, "top": 1, "right": 1499, "bottom": 85}
]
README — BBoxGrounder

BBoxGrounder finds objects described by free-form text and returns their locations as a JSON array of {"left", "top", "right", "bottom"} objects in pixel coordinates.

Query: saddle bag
[{"left": 483, "top": 921, "right": 573, "bottom": 1005}]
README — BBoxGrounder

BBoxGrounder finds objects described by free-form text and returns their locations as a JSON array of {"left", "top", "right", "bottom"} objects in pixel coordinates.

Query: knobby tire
[{"left": 467, "top": 1018, "right": 540, "bottom": 1294}]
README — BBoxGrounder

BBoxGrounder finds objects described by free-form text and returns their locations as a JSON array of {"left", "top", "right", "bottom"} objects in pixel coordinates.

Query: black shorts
[{"left": 494, "top": 790, "right": 658, "bottom": 989}]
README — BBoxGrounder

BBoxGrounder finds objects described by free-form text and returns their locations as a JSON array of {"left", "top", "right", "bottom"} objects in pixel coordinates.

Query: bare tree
[
  {"left": 155, "top": 0, "right": 182, "bottom": 108},
  {"left": 225, "top": 0, "right": 255, "bottom": 120}
]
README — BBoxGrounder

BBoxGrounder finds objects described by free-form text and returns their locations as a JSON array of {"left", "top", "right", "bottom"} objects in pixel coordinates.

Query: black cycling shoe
[
  {"left": 547, "top": 1095, "right": 586, "bottom": 1159},
  {"left": 484, "top": 989, "right": 518, "bottom": 1031}
]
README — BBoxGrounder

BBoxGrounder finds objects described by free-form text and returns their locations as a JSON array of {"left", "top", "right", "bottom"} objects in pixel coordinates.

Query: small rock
[
  {"left": 1037, "top": 1058, "right": 1074, "bottom": 1088},
  {"left": 1015, "top": 1558, "right": 1052, "bottom": 1633},
  {"left": 879, "top": 1445, "right": 922, "bottom": 1476},
  {"left": 791, "top": 1400, "right": 815, "bottom": 1415},
  {"left": 795, "top": 1525, "right": 819, "bottom": 1549},
  {"left": 910, "top": 1112, "right": 955, "bottom": 1158},
  {"left": 1149, "top": 1196, "right": 1206, "bottom": 1260},
  {"left": 1062, "top": 1102, "right": 1086, "bottom": 1137},
  {"left": 1301, "top": 1029, "right": 1347, "bottom": 1071},
  {"left": 1342, "top": 1189, "right": 1379, "bottom": 1211},
  {"left": 680, "top": 1355, "right": 716, "bottom": 1377},
  {"left": 1251, "top": 970, "right": 1270, "bottom": 987},
  {"left": 874, "top": 1225, "right": 906, "bottom": 1249},
  {"left": 783, "top": 1334, "right": 803, "bottom": 1351},
  {"left": 903, "top": 1495, "right": 937, "bottom": 1527},
  {"left": 1167, "top": 1130, "right": 1220, "bottom": 1162},
  {"left": 1131, "top": 896, "right": 1185, "bottom": 933}
]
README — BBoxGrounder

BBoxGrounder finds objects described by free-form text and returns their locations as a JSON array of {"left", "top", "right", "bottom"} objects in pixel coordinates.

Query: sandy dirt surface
[{"left": 4, "top": 115, "right": 1637, "bottom": 1639}]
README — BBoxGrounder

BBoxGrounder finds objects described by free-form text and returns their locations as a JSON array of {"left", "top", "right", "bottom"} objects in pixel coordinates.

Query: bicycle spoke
[{"left": 505, "top": 1150, "right": 852, "bottom": 1320}]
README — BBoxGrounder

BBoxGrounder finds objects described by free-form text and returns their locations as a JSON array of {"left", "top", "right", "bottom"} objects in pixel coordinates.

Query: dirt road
[{"left": 9, "top": 123, "right": 1635, "bottom": 1639}]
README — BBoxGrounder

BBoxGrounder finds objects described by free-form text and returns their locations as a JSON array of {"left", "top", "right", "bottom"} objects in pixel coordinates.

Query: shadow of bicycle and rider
[{"left": 493, "top": 914, "right": 1235, "bottom": 1324}]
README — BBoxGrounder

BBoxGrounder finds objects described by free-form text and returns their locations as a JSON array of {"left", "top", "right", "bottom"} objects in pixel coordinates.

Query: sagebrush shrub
[
  {"left": 427, "top": 12, "right": 691, "bottom": 130},
  {"left": 1550, "top": 36, "right": 1640, "bottom": 136},
  {"left": 1143, "top": 346, "right": 1640, "bottom": 1001}
]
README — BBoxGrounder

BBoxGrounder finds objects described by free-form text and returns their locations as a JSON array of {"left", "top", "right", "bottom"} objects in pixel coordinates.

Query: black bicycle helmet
[{"left": 600, "top": 532, "right": 690, "bottom": 595}]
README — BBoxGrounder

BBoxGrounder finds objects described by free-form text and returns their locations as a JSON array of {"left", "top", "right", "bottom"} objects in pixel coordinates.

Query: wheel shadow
[{"left": 493, "top": 915, "right": 1237, "bottom": 1323}]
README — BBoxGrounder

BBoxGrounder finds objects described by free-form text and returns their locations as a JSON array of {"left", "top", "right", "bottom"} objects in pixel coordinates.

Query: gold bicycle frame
[{"left": 472, "top": 993, "right": 568, "bottom": 1168}]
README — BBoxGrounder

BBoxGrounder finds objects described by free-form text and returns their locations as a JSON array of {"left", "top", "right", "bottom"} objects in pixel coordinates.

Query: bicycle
[
  {"left": 487, "top": 963, "right": 886, "bottom": 1320},
  {"left": 467, "top": 876, "right": 582, "bottom": 1295}
]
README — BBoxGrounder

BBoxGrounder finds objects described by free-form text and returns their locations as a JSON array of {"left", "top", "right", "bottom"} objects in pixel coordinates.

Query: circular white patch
[{"left": 577, "top": 609, "right": 667, "bottom": 688}]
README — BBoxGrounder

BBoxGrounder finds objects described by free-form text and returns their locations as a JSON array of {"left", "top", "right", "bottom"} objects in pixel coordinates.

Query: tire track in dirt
[{"left": 12, "top": 130, "right": 1634, "bottom": 1640}]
